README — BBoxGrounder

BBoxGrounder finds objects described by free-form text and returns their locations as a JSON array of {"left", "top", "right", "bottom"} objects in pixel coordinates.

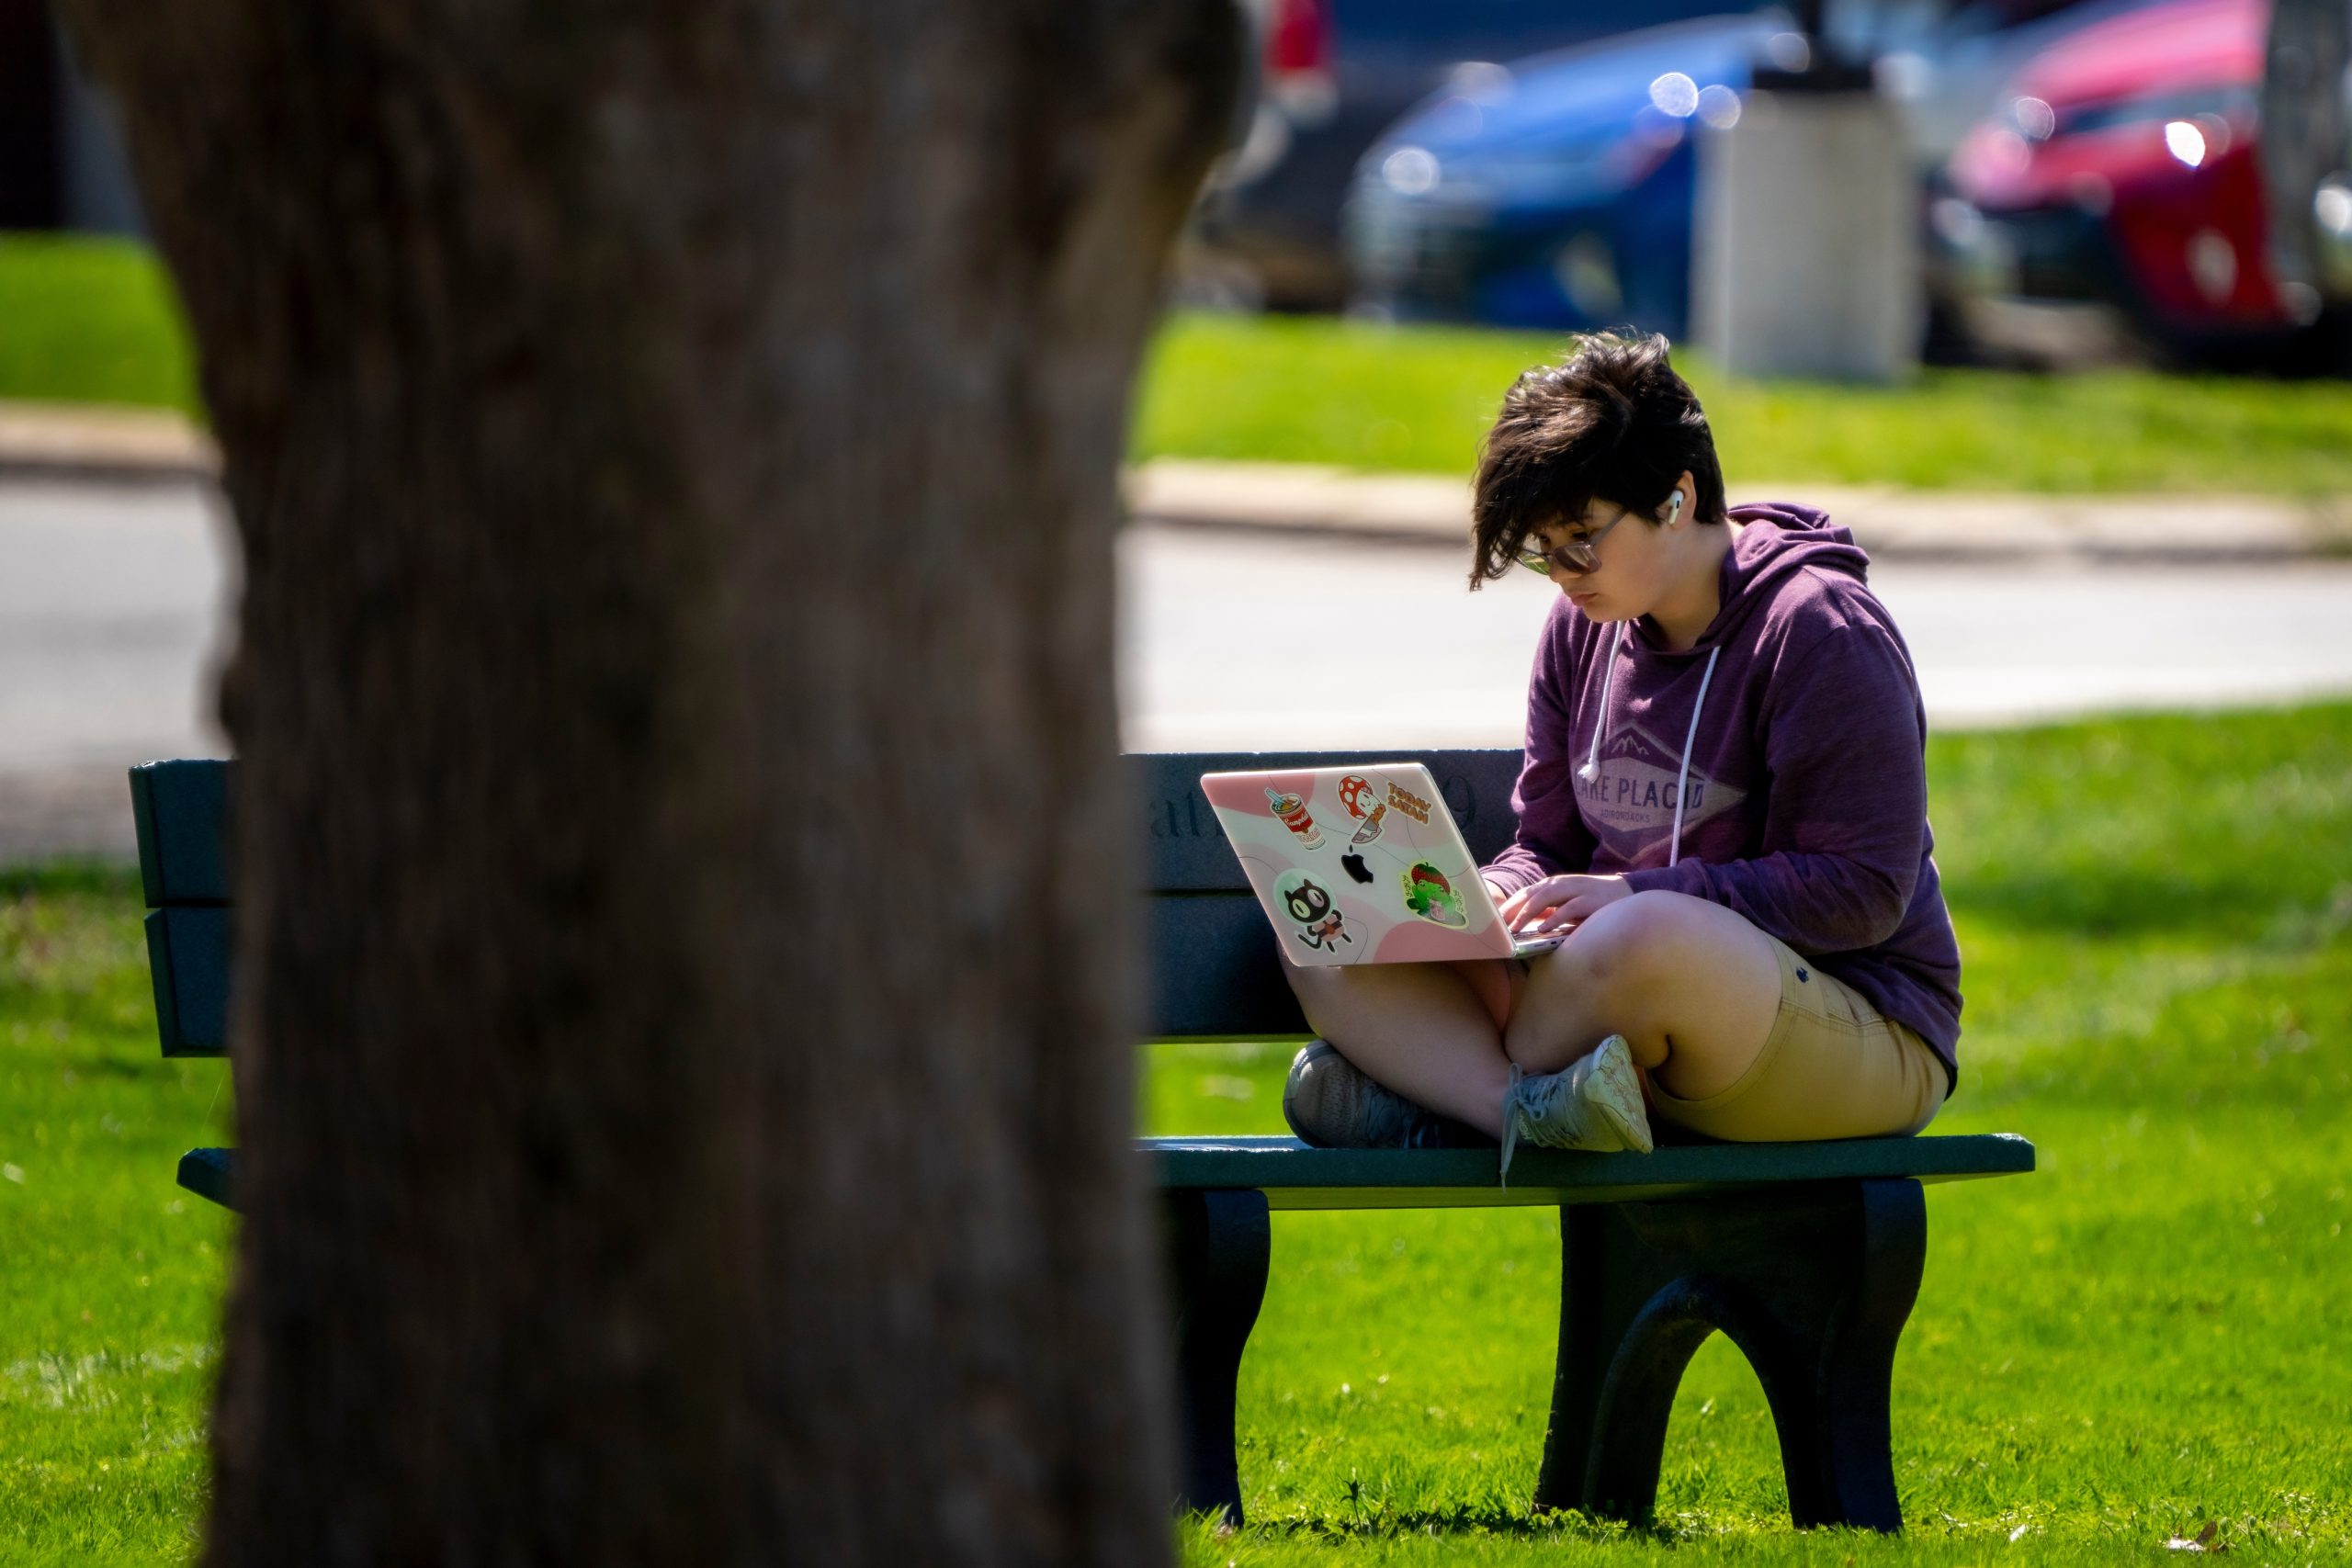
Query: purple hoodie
[{"left": 1481, "top": 503, "right": 1963, "bottom": 1085}]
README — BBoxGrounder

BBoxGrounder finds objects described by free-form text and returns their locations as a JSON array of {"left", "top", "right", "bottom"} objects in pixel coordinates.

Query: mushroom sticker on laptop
[
  {"left": 1400, "top": 861, "right": 1467, "bottom": 928},
  {"left": 1337, "top": 773, "right": 1387, "bottom": 845}
]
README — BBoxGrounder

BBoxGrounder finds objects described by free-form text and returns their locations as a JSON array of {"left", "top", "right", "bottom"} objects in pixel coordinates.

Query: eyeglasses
[{"left": 1514, "top": 503, "right": 1633, "bottom": 577}]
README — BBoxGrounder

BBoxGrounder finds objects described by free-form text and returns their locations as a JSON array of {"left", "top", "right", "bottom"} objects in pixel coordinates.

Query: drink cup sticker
[
  {"left": 1265, "top": 786, "right": 1323, "bottom": 849},
  {"left": 1400, "top": 861, "right": 1467, "bottom": 928},
  {"left": 1274, "top": 869, "right": 1352, "bottom": 953}
]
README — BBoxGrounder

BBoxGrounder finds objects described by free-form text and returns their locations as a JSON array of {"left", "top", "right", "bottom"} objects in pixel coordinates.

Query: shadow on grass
[
  {"left": 0, "top": 861, "right": 143, "bottom": 899},
  {"left": 58, "top": 1052, "right": 176, "bottom": 1082},
  {"left": 1947, "top": 864, "right": 2348, "bottom": 943},
  {"left": 1204, "top": 1499, "right": 1663, "bottom": 1546}
]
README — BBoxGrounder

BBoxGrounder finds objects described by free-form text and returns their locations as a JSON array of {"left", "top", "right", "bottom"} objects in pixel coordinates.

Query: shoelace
[
  {"left": 1496, "top": 1066, "right": 1552, "bottom": 1189},
  {"left": 1499, "top": 1058, "right": 1600, "bottom": 1186},
  {"left": 1499, "top": 1064, "right": 1526, "bottom": 1187},
  {"left": 1401, "top": 1117, "right": 1455, "bottom": 1151}
]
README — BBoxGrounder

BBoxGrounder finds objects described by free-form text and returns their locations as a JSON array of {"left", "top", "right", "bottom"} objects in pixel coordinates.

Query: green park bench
[{"left": 133, "top": 752, "right": 2033, "bottom": 1534}]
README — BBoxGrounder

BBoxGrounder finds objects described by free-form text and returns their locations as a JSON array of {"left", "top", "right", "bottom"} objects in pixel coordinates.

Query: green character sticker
[{"left": 1400, "top": 861, "right": 1467, "bottom": 929}]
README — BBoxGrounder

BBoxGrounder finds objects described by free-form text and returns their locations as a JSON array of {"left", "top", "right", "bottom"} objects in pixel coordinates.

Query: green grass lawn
[
  {"left": 1135, "top": 312, "right": 2352, "bottom": 497},
  {"left": 10, "top": 232, "right": 2352, "bottom": 495},
  {"left": 0, "top": 236, "right": 198, "bottom": 417},
  {"left": 5, "top": 705, "right": 2350, "bottom": 1563},
  {"left": 0, "top": 866, "right": 227, "bottom": 1566}
]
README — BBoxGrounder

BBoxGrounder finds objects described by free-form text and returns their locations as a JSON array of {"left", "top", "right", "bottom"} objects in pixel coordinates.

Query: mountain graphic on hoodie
[{"left": 1578, "top": 721, "right": 1748, "bottom": 865}]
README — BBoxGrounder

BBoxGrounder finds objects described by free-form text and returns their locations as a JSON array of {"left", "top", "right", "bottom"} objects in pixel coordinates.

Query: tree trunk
[{"left": 54, "top": 3, "right": 1238, "bottom": 1562}]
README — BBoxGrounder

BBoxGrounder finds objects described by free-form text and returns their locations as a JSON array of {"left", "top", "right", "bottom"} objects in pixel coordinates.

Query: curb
[
  {"left": 5, "top": 405, "right": 2342, "bottom": 564},
  {"left": 1128, "top": 460, "right": 2350, "bottom": 565},
  {"left": 0, "top": 400, "right": 218, "bottom": 485}
]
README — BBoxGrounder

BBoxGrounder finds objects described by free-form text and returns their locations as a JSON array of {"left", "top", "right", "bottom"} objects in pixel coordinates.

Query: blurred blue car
[{"left": 1343, "top": 14, "right": 1789, "bottom": 335}]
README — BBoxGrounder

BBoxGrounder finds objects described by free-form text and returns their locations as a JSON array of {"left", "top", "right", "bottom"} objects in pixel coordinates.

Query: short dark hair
[{"left": 1468, "top": 332, "right": 1725, "bottom": 587}]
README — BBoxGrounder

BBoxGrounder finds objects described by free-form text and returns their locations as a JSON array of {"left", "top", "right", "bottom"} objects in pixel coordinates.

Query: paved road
[
  {"left": 1121, "top": 522, "right": 2352, "bottom": 750},
  {"left": 0, "top": 479, "right": 233, "bottom": 770},
  {"left": 0, "top": 480, "right": 232, "bottom": 861},
  {"left": 8, "top": 479, "right": 2352, "bottom": 856}
]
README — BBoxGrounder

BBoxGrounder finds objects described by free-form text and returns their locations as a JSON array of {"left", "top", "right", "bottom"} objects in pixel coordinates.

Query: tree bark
[{"left": 54, "top": 2, "right": 1238, "bottom": 1562}]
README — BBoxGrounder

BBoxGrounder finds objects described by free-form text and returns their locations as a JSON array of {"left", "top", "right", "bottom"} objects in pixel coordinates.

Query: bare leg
[
  {"left": 1283, "top": 961, "right": 1519, "bottom": 1137},
  {"left": 1503, "top": 890, "right": 1783, "bottom": 1101}
]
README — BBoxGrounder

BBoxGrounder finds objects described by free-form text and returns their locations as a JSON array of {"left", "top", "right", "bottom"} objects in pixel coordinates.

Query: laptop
[{"left": 1200, "top": 761, "right": 1566, "bottom": 966}]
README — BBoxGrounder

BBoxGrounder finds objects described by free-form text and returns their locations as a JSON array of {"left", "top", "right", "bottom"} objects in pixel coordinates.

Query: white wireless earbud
[{"left": 1665, "top": 491, "right": 1685, "bottom": 525}]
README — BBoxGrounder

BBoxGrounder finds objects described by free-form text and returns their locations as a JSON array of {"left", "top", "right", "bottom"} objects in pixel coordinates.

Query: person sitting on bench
[{"left": 1283, "top": 333, "right": 1962, "bottom": 1171}]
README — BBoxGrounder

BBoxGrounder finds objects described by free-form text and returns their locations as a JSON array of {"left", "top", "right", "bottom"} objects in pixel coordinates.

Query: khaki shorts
[{"left": 1645, "top": 934, "right": 1949, "bottom": 1143}]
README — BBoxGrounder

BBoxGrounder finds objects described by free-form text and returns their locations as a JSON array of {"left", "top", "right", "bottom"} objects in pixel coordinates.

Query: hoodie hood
[{"left": 1665, "top": 502, "right": 1873, "bottom": 656}]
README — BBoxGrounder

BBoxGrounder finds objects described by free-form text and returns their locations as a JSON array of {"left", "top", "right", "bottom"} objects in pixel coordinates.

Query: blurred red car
[{"left": 1930, "top": 0, "right": 2322, "bottom": 367}]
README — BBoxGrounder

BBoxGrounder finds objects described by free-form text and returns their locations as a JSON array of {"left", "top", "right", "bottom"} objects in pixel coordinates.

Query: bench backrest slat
[
  {"left": 128, "top": 750, "right": 1533, "bottom": 1049},
  {"left": 1148, "top": 894, "right": 1311, "bottom": 1039},
  {"left": 144, "top": 907, "right": 231, "bottom": 1057},
  {"left": 129, "top": 760, "right": 232, "bottom": 908},
  {"left": 130, "top": 761, "right": 236, "bottom": 1059}
]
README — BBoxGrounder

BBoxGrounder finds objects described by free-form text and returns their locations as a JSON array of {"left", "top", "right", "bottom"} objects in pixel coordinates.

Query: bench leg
[
  {"left": 1162, "top": 1188, "right": 1271, "bottom": 1525},
  {"left": 1534, "top": 1177, "right": 1928, "bottom": 1531}
]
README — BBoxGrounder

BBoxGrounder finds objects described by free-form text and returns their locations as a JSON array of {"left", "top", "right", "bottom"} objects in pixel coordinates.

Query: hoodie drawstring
[
  {"left": 1577, "top": 628, "right": 1621, "bottom": 784},
  {"left": 1578, "top": 630, "right": 1720, "bottom": 865},
  {"left": 1668, "top": 646, "right": 1721, "bottom": 864}
]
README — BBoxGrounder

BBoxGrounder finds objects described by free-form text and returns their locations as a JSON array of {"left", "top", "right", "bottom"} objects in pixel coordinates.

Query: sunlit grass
[
  {"left": 1135, "top": 311, "right": 2352, "bottom": 497},
  {"left": 0, "top": 865, "right": 228, "bottom": 1567},
  {"left": 0, "top": 235, "right": 198, "bottom": 417}
]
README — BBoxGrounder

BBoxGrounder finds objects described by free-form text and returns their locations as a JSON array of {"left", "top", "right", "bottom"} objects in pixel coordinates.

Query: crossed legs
[{"left": 1283, "top": 890, "right": 1784, "bottom": 1139}]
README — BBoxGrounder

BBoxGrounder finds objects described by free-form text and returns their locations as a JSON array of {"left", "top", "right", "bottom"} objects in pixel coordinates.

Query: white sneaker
[{"left": 1498, "top": 1034, "right": 1653, "bottom": 1183}]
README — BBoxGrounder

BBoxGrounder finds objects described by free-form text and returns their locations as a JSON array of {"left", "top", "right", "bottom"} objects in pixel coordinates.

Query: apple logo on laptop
[{"left": 1340, "top": 852, "right": 1374, "bottom": 885}]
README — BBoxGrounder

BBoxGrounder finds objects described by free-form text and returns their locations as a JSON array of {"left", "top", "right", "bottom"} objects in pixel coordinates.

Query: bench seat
[
  {"left": 172, "top": 1131, "right": 2034, "bottom": 1217},
  {"left": 1152, "top": 1132, "right": 2032, "bottom": 1209}
]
